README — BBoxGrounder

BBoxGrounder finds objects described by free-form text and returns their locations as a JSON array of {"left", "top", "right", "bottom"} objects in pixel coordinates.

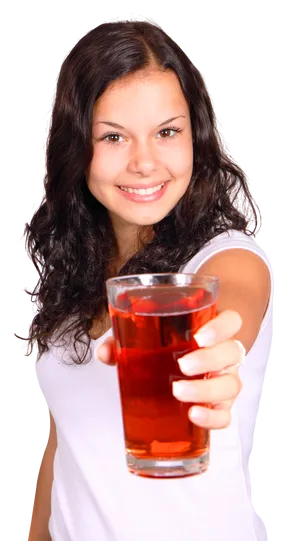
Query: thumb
[{"left": 96, "top": 337, "right": 116, "bottom": 366}]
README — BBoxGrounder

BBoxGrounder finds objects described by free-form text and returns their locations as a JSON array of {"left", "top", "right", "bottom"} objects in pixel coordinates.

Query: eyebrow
[{"left": 94, "top": 115, "right": 186, "bottom": 129}]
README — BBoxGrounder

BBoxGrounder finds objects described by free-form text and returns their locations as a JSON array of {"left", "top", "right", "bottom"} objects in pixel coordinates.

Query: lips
[
  {"left": 117, "top": 180, "right": 169, "bottom": 190},
  {"left": 116, "top": 180, "right": 169, "bottom": 203}
]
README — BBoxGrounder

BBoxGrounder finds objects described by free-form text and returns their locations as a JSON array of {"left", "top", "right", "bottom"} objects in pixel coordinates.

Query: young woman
[{"left": 25, "top": 20, "right": 272, "bottom": 541}]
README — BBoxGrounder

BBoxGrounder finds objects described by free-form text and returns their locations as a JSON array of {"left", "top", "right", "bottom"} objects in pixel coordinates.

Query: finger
[
  {"left": 178, "top": 339, "right": 246, "bottom": 376},
  {"left": 212, "top": 399, "right": 234, "bottom": 411},
  {"left": 96, "top": 337, "right": 116, "bottom": 366},
  {"left": 194, "top": 309, "right": 242, "bottom": 347},
  {"left": 209, "top": 368, "right": 240, "bottom": 411},
  {"left": 188, "top": 405, "right": 231, "bottom": 429},
  {"left": 217, "top": 361, "right": 242, "bottom": 378},
  {"left": 172, "top": 373, "right": 242, "bottom": 403}
]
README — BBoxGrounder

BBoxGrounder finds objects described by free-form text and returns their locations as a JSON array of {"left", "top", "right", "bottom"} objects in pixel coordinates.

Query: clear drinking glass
[{"left": 106, "top": 273, "right": 219, "bottom": 478}]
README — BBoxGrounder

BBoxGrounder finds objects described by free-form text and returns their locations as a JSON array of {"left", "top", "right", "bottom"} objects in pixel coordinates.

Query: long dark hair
[{"left": 21, "top": 19, "right": 260, "bottom": 364}]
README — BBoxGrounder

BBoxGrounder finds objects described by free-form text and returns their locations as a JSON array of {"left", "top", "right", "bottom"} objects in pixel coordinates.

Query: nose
[{"left": 127, "top": 139, "right": 160, "bottom": 176}]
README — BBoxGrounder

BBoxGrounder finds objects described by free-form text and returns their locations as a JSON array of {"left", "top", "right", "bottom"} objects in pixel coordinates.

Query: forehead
[{"left": 93, "top": 70, "right": 189, "bottom": 116}]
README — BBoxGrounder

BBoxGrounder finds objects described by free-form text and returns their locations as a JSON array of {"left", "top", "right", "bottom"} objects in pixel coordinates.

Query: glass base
[{"left": 126, "top": 451, "right": 209, "bottom": 478}]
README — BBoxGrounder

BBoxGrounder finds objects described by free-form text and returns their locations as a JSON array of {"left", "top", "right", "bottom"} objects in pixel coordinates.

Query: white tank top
[{"left": 36, "top": 230, "right": 273, "bottom": 541}]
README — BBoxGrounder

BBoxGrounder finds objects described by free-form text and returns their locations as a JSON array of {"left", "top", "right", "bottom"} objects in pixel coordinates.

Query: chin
[{"left": 123, "top": 209, "right": 172, "bottom": 227}]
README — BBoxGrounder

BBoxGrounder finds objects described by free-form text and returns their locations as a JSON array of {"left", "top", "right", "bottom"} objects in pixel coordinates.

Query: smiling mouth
[{"left": 117, "top": 182, "right": 166, "bottom": 195}]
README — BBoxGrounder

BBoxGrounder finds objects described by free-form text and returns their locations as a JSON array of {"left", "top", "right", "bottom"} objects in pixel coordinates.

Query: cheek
[
  {"left": 88, "top": 140, "right": 193, "bottom": 189},
  {"left": 88, "top": 146, "right": 124, "bottom": 185},
  {"left": 168, "top": 144, "right": 193, "bottom": 181}
]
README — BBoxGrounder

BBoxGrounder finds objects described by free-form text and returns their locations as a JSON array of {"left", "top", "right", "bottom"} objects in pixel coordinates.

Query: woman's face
[{"left": 87, "top": 69, "right": 194, "bottom": 233}]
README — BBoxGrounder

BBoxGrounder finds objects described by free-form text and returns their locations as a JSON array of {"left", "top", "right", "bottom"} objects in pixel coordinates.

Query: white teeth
[{"left": 119, "top": 183, "right": 165, "bottom": 195}]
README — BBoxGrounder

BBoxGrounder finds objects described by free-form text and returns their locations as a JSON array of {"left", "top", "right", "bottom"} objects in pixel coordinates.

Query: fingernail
[
  {"left": 96, "top": 344, "right": 109, "bottom": 362},
  {"left": 178, "top": 356, "right": 200, "bottom": 375},
  {"left": 194, "top": 327, "right": 216, "bottom": 347},
  {"left": 234, "top": 340, "right": 246, "bottom": 365},
  {"left": 189, "top": 406, "right": 207, "bottom": 423},
  {"left": 234, "top": 340, "right": 246, "bottom": 356},
  {"left": 172, "top": 381, "right": 191, "bottom": 399}
]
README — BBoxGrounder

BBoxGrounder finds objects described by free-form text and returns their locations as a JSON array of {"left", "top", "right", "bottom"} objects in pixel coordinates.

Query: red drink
[{"left": 108, "top": 283, "right": 217, "bottom": 477}]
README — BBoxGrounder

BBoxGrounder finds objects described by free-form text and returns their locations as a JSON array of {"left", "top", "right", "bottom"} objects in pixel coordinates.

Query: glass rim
[{"left": 106, "top": 272, "right": 219, "bottom": 287}]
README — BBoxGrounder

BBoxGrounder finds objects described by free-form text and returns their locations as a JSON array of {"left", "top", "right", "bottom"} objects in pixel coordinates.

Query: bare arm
[
  {"left": 28, "top": 411, "right": 57, "bottom": 541},
  {"left": 196, "top": 248, "right": 271, "bottom": 352}
]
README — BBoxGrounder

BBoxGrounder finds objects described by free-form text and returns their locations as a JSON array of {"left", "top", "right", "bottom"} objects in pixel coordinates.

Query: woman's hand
[
  {"left": 173, "top": 309, "right": 245, "bottom": 429},
  {"left": 96, "top": 309, "right": 245, "bottom": 430}
]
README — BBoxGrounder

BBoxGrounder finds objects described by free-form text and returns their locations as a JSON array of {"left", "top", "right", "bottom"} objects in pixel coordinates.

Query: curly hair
[{"left": 21, "top": 19, "right": 260, "bottom": 364}]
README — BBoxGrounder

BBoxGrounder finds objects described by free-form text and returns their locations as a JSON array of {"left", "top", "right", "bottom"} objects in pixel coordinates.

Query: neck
[
  {"left": 109, "top": 214, "right": 153, "bottom": 274},
  {"left": 108, "top": 238, "right": 138, "bottom": 278}
]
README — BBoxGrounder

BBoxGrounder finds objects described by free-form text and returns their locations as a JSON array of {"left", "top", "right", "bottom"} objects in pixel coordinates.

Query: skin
[
  {"left": 88, "top": 68, "right": 193, "bottom": 259},
  {"left": 27, "top": 66, "right": 271, "bottom": 541},
  {"left": 88, "top": 67, "right": 271, "bottom": 430}
]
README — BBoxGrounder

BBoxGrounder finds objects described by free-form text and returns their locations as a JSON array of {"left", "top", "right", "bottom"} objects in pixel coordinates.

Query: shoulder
[
  {"left": 181, "top": 230, "right": 272, "bottom": 352},
  {"left": 181, "top": 230, "right": 273, "bottom": 298},
  {"left": 197, "top": 245, "right": 271, "bottom": 305},
  {"left": 181, "top": 230, "right": 272, "bottom": 275}
]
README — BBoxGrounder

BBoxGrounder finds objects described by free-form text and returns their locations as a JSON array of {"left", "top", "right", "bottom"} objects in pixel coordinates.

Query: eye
[
  {"left": 157, "top": 127, "right": 182, "bottom": 139},
  {"left": 101, "top": 133, "right": 125, "bottom": 145},
  {"left": 100, "top": 126, "right": 182, "bottom": 145}
]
